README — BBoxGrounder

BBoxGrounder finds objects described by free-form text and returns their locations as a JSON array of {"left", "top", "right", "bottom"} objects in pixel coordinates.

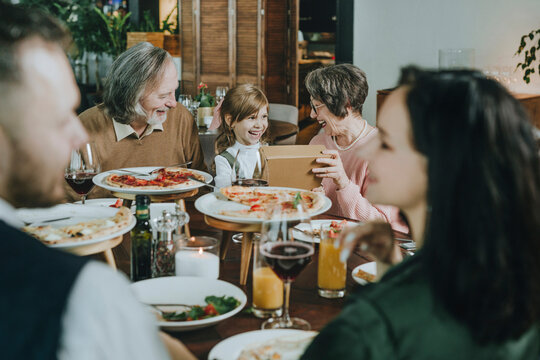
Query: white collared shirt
[{"left": 112, "top": 119, "right": 164, "bottom": 141}]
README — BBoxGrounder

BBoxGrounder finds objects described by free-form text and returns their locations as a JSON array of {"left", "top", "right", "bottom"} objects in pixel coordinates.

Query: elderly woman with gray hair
[
  {"left": 308, "top": 64, "right": 408, "bottom": 232},
  {"left": 69, "top": 42, "right": 205, "bottom": 200}
]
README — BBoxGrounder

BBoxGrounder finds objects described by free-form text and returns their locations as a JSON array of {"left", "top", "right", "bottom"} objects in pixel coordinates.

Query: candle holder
[{"left": 175, "top": 236, "right": 220, "bottom": 279}]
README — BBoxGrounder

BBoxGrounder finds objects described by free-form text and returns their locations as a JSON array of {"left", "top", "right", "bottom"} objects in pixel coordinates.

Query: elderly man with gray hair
[{"left": 69, "top": 42, "right": 205, "bottom": 200}]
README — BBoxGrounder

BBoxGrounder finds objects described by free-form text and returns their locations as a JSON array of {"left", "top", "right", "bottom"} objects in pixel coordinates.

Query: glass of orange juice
[
  {"left": 252, "top": 236, "right": 283, "bottom": 318},
  {"left": 318, "top": 226, "right": 347, "bottom": 298}
]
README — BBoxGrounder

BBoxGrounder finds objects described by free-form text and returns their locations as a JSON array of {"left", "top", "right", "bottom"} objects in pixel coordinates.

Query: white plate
[
  {"left": 17, "top": 204, "right": 136, "bottom": 250},
  {"left": 351, "top": 262, "right": 377, "bottom": 285},
  {"left": 292, "top": 219, "right": 358, "bottom": 244},
  {"left": 93, "top": 167, "right": 213, "bottom": 195},
  {"left": 130, "top": 277, "right": 247, "bottom": 332},
  {"left": 208, "top": 329, "right": 317, "bottom": 360},
  {"left": 194, "top": 187, "right": 332, "bottom": 224},
  {"left": 73, "top": 199, "right": 179, "bottom": 221}
]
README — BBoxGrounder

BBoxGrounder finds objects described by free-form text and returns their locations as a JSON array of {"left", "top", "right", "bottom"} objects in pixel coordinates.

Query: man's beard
[
  {"left": 7, "top": 142, "right": 63, "bottom": 208},
  {"left": 147, "top": 108, "right": 169, "bottom": 126}
]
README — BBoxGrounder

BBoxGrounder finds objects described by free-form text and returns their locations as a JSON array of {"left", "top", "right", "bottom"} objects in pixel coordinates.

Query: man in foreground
[{"left": 0, "top": 3, "right": 195, "bottom": 359}]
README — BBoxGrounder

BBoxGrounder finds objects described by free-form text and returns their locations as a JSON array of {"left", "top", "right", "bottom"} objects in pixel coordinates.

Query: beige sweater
[{"left": 66, "top": 104, "right": 205, "bottom": 200}]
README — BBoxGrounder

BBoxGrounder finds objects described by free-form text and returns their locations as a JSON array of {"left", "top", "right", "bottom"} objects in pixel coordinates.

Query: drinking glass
[
  {"left": 231, "top": 148, "right": 268, "bottom": 243},
  {"left": 259, "top": 204, "right": 315, "bottom": 330},
  {"left": 178, "top": 94, "right": 192, "bottom": 108},
  {"left": 65, "top": 142, "right": 101, "bottom": 204},
  {"left": 231, "top": 148, "right": 268, "bottom": 187},
  {"left": 216, "top": 86, "right": 228, "bottom": 102},
  {"left": 317, "top": 226, "right": 347, "bottom": 298}
]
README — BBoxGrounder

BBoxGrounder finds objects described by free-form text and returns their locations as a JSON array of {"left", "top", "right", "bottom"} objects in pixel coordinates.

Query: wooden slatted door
[
  {"left": 180, "top": 0, "right": 298, "bottom": 106},
  {"left": 264, "top": 0, "right": 298, "bottom": 106}
]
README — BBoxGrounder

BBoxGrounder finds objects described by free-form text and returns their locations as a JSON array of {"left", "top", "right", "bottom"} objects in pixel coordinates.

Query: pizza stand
[
  {"left": 194, "top": 190, "right": 332, "bottom": 286},
  {"left": 92, "top": 167, "right": 214, "bottom": 239},
  {"left": 204, "top": 215, "right": 260, "bottom": 285},
  {"left": 67, "top": 236, "right": 123, "bottom": 269}
]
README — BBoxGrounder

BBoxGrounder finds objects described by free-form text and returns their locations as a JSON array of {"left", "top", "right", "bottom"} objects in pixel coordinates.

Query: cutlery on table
[
  {"left": 117, "top": 161, "right": 193, "bottom": 177},
  {"left": 23, "top": 216, "right": 72, "bottom": 226},
  {"left": 187, "top": 176, "right": 219, "bottom": 190}
]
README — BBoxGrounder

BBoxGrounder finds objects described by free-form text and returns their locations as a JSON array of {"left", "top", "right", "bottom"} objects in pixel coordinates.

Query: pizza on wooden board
[
  {"left": 23, "top": 207, "right": 132, "bottom": 245},
  {"left": 219, "top": 186, "right": 325, "bottom": 218},
  {"left": 105, "top": 167, "right": 205, "bottom": 190}
]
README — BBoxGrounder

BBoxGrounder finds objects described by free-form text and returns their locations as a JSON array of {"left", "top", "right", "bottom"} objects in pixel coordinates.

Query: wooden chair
[{"left": 269, "top": 103, "right": 299, "bottom": 145}]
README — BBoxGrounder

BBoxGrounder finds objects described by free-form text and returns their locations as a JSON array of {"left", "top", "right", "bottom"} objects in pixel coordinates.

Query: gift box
[{"left": 260, "top": 145, "right": 331, "bottom": 190}]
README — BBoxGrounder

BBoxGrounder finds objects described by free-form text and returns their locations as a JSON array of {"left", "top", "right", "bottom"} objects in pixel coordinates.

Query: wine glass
[
  {"left": 231, "top": 148, "right": 268, "bottom": 243},
  {"left": 231, "top": 148, "right": 268, "bottom": 187},
  {"left": 259, "top": 203, "right": 315, "bottom": 330},
  {"left": 65, "top": 142, "right": 101, "bottom": 204},
  {"left": 178, "top": 94, "right": 192, "bottom": 108},
  {"left": 216, "top": 86, "right": 228, "bottom": 102}
]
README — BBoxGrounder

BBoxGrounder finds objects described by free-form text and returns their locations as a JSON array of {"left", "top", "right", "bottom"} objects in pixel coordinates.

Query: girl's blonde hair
[{"left": 215, "top": 84, "right": 270, "bottom": 154}]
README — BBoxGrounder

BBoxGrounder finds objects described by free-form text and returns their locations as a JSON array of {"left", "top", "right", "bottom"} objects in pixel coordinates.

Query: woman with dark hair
[
  {"left": 301, "top": 67, "right": 540, "bottom": 358},
  {"left": 307, "top": 64, "right": 408, "bottom": 233}
]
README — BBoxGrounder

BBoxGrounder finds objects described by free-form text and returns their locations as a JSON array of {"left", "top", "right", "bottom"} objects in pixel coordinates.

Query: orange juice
[
  {"left": 253, "top": 267, "right": 283, "bottom": 309},
  {"left": 318, "top": 239, "right": 346, "bottom": 291}
]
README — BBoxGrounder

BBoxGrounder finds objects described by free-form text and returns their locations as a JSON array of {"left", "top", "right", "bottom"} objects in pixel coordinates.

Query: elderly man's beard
[{"left": 147, "top": 108, "right": 169, "bottom": 126}]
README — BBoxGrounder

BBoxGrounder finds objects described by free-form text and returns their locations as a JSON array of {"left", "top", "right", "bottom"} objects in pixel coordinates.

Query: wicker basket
[{"left": 127, "top": 32, "right": 165, "bottom": 49}]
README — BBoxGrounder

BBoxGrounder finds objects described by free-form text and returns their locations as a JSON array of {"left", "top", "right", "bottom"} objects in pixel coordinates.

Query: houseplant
[
  {"left": 515, "top": 28, "right": 540, "bottom": 84},
  {"left": 126, "top": 5, "right": 179, "bottom": 56},
  {"left": 195, "top": 82, "right": 216, "bottom": 127}
]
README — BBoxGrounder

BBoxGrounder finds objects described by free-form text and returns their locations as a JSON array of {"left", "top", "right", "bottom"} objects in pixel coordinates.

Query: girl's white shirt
[{"left": 214, "top": 141, "right": 262, "bottom": 189}]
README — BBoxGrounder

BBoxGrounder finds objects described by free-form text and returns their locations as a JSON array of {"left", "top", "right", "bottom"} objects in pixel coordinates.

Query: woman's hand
[
  {"left": 311, "top": 150, "right": 350, "bottom": 190},
  {"left": 339, "top": 221, "right": 403, "bottom": 267},
  {"left": 311, "top": 186, "right": 325, "bottom": 193}
]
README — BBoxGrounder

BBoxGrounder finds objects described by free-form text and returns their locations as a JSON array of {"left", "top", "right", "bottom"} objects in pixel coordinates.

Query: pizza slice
[
  {"left": 23, "top": 207, "right": 132, "bottom": 245},
  {"left": 219, "top": 186, "right": 325, "bottom": 218}
]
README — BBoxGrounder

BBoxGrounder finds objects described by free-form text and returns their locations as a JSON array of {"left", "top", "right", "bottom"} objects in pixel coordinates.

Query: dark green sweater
[{"left": 302, "top": 253, "right": 540, "bottom": 359}]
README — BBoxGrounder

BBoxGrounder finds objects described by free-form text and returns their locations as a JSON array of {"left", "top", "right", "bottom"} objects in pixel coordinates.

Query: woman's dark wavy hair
[{"left": 400, "top": 67, "right": 540, "bottom": 344}]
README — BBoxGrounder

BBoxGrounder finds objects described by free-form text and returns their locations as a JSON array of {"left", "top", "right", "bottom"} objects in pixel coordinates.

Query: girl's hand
[
  {"left": 311, "top": 150, "right": 349, "bottom": 190},
  {"left": 311, "top": 186, "right": 325, "bottom": 193},
  {"left": 338, "top": 222, "right": 403, "bottom": 266}
]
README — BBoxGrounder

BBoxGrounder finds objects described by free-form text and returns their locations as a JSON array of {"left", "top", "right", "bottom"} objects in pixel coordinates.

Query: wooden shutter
[{"left": 264, "top": 0, "right": 297, "bottom": 105}]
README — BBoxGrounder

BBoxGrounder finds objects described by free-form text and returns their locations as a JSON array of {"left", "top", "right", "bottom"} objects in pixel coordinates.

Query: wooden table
[{"left": 170, "top": 201, "right": 410, "bottom": 359}]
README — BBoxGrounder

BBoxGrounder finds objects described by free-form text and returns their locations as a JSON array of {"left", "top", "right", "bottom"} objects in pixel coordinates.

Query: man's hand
[{"left": 311, "top": 150, "right": 350, "bottom": 190}]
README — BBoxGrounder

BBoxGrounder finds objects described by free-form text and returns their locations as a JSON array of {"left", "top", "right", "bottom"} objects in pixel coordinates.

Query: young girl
[{"left": 211, "top": 84, "right": 270, "bottom": 188}]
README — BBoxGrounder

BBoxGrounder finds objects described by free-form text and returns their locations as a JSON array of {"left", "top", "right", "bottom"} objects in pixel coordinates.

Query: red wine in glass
[
  {"left": 261, "top": 241, "right": 313, "bottom": 281},
  {"left": 65, "top": 172, "right": 97, "bottom": 195}
]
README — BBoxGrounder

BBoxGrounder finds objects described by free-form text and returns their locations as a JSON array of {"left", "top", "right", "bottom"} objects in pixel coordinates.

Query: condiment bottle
[
  {"left": 131, "top": 195, "right": 152, "bottom": 281},
  {"left": 150, "top": 210, "right": 178, "bottom": 278}
]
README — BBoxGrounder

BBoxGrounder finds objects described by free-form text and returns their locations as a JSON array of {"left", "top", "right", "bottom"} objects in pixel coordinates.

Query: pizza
[
  {"left": 105, "top": 167, "right": 205, "bottom": 190},
  {"left": 23, "top": 207, "right": 132, "bottom": 245},
  {"left": 237, "top": 332, "right": 316, "bottom": 360},
  {"left": 219, "top": 186, "right": 325, "bottom": 218}
]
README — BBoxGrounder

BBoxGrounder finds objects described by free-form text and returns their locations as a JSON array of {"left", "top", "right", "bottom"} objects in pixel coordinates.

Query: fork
[{"left": 117, "top": 161, "right": 193, "bottom": 177}]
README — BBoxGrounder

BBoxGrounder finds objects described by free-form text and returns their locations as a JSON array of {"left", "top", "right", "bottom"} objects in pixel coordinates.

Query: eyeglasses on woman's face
[{"left": 310, "top": 98, "right": 326, "bottom": 115}]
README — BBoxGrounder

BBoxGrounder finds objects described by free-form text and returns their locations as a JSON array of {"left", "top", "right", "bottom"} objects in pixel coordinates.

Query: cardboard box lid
[{"left": 260, "top": 145, "right": 327, "bottom": 159}]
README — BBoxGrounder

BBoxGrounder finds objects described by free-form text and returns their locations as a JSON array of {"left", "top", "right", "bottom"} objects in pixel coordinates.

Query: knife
[{"left": 187, "top": 176, "right": 219, "bottom": 190}]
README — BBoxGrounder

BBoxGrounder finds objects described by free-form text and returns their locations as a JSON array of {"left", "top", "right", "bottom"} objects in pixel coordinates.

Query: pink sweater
[{"left": 310, "top": 129, "right": 409, "bottom": 234}]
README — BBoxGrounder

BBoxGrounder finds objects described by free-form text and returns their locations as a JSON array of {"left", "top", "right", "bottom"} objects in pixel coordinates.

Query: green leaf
[
  {"left": 187, "top": 306, "right": 206, "bottom": 319},
  {"left": 293, "top": 192, "right": 302, "bottom": 209},
  {"left": 205, "top": 295, "right": 240, "bottom": 314}
]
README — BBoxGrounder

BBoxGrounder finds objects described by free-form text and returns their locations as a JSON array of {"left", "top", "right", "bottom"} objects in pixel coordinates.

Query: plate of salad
[{"left": 131, "top": 277, "right": 247, "bottom": 331}]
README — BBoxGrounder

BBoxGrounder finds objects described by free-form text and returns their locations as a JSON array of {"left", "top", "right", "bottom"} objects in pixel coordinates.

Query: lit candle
[{"left": 175, "top": 247, "right": 220, "bottom": 279}]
